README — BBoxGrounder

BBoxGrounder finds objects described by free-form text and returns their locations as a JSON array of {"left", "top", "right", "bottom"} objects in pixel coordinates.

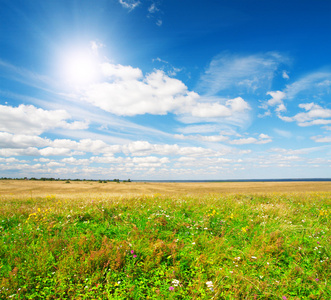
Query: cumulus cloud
[
  {"left": 229, "top": 134, "right": 272, "bottom": 145},
  {"left": 101, "top": 63, "right": 143, "bottom": 81},
  {"left": 259, "top": 91, "right": 287, "bottom": 117},
  {"left": 0, "top": 104, "right": 89, "bottom": 135},
  {"left": 0, "top": 132, "right": 49, "bottom": 148},
  {"left": 174, "top": 133, "right": 229, "bottom": 143},
  {"left": 121, "top": 141, "right": 229, "bottom": 157},
  {"left": 83, "top": 65, "right": 251, "bottom": 118},
  {"left": 279, "top": 102, "right": 331, "bottom": 126}
]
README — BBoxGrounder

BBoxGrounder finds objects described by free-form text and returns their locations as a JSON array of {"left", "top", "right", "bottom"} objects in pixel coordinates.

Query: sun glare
[{"left": 61, "top": 49, "right": 99, "bottom": 86}]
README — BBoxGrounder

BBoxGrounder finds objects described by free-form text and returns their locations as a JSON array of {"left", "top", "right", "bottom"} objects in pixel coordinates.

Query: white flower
[
  {"left": 251, "top": 256, "right": 257, "bottom": 259},
  {"left": 192, "top": 242, "right": 196, "bottom": 245},
  {"left": 206, "top": 281, "right": 213, "bottom": 287},
  {"left": 172, "top": 279, "right": 180, "bottom": 286}
]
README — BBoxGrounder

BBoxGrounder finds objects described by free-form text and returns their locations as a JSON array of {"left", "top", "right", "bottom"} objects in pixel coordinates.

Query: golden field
[{"left": 0, "top": 180, "right": 330, "bottom": 197}]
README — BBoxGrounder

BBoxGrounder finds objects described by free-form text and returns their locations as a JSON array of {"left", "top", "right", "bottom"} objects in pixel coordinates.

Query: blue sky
[{"left": 0, "top": 0, "right": 330, "bottom": 180}]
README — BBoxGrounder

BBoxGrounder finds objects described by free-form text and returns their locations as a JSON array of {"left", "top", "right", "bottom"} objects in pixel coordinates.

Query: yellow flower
[{"left": 241, "top": 226, "right": 248, "bottom": 233}]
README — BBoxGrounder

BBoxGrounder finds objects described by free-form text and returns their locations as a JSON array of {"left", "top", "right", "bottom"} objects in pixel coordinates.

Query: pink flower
[
  {"left": 315, "top": 278, "right": 319, "bottom": 282},
  {"left": 169, "top": 286, "right": 174, "bottom": 291},
  {"left": 131, "top": 250, "right": 134, "bottom": 254},
  {"left": 282, "top": 297, "right": 287, "bottom": 300},
  {"left": 133, "top": 254, "right": 137, "bottom": 258},
  {"left": 317, "top": 241, "right": 320, "bottom": 244}
]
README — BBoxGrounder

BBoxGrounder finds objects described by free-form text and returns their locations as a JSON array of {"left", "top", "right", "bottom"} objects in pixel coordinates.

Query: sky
[{"left": 0, "top": 0, "right": 330, "bottom": 180}]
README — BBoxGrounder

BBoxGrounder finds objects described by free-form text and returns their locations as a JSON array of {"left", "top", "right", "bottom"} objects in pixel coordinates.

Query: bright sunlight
[{"left": 61, "top": 48, "right": 99, "bottom": 86}]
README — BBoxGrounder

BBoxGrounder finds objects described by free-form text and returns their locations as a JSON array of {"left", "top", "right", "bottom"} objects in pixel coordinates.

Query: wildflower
[
  {"left": 192, "top": 242, "right": 196, "bottom": 245},
  {"left": 169, "top": 286, "right": 174, "bottom": 291},
  {"left": 172, "top": 279, "right": 180, "bottom": 286},
  {"left": 241, "top": 226, "right": 248, "bottom": 233},
  {"left": 133, "top": 254, "right": 137, "bottom": 258},
  {"left": 282, "top": 296, "right": 287, "bottom": 300},
  {"left": 131, "top": 250, "right": 134, "bottom": 254},
  {"left": 206, "top": 281, "right": 213, "bottom": 288},
  {"left": 251, "top": 256, "right": 257, "bottom": 259},
  {"left": 315, "top": 278, "right": 319, "bottom": 282}
]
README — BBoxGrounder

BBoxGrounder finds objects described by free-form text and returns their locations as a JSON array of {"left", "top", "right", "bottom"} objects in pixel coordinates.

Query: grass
[{"left": 0, "top": 183, "right": 330, "bottom": 299}]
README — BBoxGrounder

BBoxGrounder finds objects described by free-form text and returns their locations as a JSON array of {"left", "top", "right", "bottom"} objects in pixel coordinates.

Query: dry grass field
[{"left": 0, "top": 180, "right": 330, "bottom": 198}]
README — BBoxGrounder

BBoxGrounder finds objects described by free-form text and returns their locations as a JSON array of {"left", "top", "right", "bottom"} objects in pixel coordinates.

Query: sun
[{"left": 61, "top": 48, "right": 99, "bottom": 86}]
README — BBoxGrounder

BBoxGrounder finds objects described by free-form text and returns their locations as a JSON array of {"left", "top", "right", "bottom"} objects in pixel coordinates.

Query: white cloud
[
  {"left": 101, "top": 63, "right": 143, "bottom": 81},
  {"left": 279, "top": 102, "right": 331, "bottom": 126},
  {"left": 83, "top": 69, "right": 198, "bottom": 116},
  {"left": 0, "top": 104, "right": 89, "bottom": 135},
  {"left": 39, "top": 147, "right": 73, "bottom": 156},
  {"left": 198, "top": 52, "right": 288, "bottom": 95},
  {"left": 274, "top": 128, "right": 292, "bottom": 138},
  {"left": 267, "top": 91, "right": 286, "bottom": 107},
  {"left": 131, "top": 156, "right": 169, "bottom": 167},
  {"left": 0, "top": 147, "right": 40, "bottom": 157},
  {"left": 119, "top": 0, "right": 140, "bottom": 11},
  {"left": 282, "top": 71, "right": 290, "bottom": 79},
  {"left": 121, "top": 141, "right": 229, "bottom": 157},
  {"left": 285, "top": 71, "right": 331, "bottom": 100},
  {"left": 263, "top": 90, "right": 287, "bottom": 113},
  {"left": 174, "top": 133, "right": 229, "bottom": 142},
  {"left": 83, "top": 66, "right": 250, "bottom": 118},
  {"left": 148, "top": 3, "right": 159, "bottom": 13},
  {"left": 46, "top": 161, "right": 65, "bottom": 167},
  {"left": 0, "top": 132, "right": 49, "bottom": 148},
  {"left": 311, "top": 136, "right": 331, "bottom": 143},
  {"left": 229, "top": 134, "right": 272, "bottom": 145}
]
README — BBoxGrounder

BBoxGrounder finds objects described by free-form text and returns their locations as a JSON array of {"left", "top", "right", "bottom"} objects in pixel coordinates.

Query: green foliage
[{"left": 0, "top": 192, "right": 330, "bottom": 299}]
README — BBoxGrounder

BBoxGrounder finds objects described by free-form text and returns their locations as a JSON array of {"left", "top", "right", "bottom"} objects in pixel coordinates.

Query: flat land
[
  {"left": 0, "top": 180, "right": 330, "bottom": 197},
  {"left": 1, "top": 180, "right": 330, "bottom": 299}
]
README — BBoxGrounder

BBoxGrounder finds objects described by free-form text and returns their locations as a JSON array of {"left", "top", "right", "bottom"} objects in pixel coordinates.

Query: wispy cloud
[
  {"left": 198, "top": 52, "right": 288, "bottom": 96},
  {"left": 118, "top": 0, "right": 140, "bottom": 11},
  {"left": 285, "top": 71, "right": 331, "bottom": 100}
]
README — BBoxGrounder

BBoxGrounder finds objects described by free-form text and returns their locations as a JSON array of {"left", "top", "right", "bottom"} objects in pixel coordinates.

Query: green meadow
[{"left": 0, "top": 187, "right": 330, "bottom": 299}]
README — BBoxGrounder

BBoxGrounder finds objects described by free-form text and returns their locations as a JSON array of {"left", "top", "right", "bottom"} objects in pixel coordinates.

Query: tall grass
[{"left": 0, "top": 192, "right": 330, "bottom": 299}]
